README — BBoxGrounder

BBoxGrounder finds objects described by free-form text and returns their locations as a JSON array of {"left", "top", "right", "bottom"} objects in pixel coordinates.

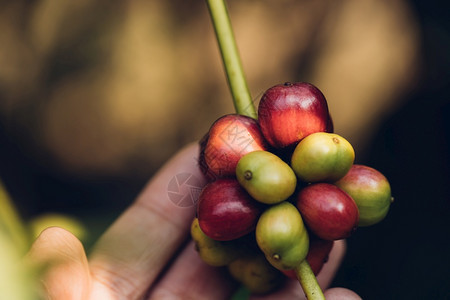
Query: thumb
[{"left": 26, "top": 227, "right": 91, "bottom": 300}]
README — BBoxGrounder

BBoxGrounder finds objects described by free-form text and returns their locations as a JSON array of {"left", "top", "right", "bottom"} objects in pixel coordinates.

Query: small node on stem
[{"left": 244, "top": 170, "right": 253, "bottom": 180}]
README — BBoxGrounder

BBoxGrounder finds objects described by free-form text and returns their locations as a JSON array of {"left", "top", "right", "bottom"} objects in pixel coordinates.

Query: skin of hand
[{"left": 25, "top": 142, "right": 361, "bottom": 300}]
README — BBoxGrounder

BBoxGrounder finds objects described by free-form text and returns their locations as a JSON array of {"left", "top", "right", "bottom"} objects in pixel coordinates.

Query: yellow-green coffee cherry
[
  {"left": 236, "top": 151, "right": 297, "bottom": 204},
  {"left": 228, "top": 252, "right": 284, "bottom": 294},
  {"left": 256, "top": 202, "right": 309, "bottom": 270},
  {"left": 190, "top": 218, "right": 240, "bottom": 266},
  {"left": 291, "top": 132, "right": 355, "bottom": 183}
]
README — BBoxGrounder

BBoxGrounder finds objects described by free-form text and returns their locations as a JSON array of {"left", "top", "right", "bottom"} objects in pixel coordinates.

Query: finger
[
  {"left": 146, "top": 241, "right": 237, "bottom": 300},
  {"left": 249, "top": 240, "right": 346, "bottom": 300},
  {"left": 88, "top": 142, "right": 206, "bottom": 300},
  {"left": 323, "top": 287, "right": 362, "bottom": 299},
  {"left": 26, "top": 227, "right": 90, "bottom": 300}
]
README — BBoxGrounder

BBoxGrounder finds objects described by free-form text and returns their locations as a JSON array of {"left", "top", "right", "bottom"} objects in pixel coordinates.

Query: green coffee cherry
[
  {"left": 236, "top": 151, "right": 297, "bottom": 204},
  {"left": 291, "top": 132, "right": 355, "bottom": 183},
  {"left": 190, "top": 218, "right": 240, "bottom": 266},
  {"left": 256, "top": 202, "right": 309, "bottom": 270}
]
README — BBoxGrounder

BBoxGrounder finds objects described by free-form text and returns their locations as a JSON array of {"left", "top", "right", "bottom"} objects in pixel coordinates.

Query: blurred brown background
[{"left": 0, "top": 0, "right": 448, "bottom": 299}]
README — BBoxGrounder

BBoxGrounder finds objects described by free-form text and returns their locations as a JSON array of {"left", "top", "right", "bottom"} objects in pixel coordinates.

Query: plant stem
[
  {"left": 295, "top": 260, "right": 325, "bottom": 300},
  {"left": 205, "top": 0, "right": 257, "bottom": 119}
]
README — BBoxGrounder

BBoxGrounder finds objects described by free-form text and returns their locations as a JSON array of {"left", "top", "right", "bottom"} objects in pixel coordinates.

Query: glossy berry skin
[
  {"left": 335, "top": 164, "right": 392, "bottom": 226},
  {"left": 200, "top": 114, "right": 268, "bottom": 180},
  {"left": 197, "top": 179, "right": 262, "bottom": 241},
  {"left": 236, "top": 150, "right": 297, "bottom": 204},
  {"left": 258, "top": 82, "right": 332, "bottom": 149},
  {"left": 256, "top": 201, "right": 309, "bottom": 270},
  {"left": 296, "top": 183, "right": 359, "bottom": 240},
  {"left": 291, "top": 132, "right": 355, "bottom": 183}
]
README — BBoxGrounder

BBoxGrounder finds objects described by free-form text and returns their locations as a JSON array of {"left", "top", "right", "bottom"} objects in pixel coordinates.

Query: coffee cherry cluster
[{"left": 192, "top": 82, "right": 393, "bottom": 294}]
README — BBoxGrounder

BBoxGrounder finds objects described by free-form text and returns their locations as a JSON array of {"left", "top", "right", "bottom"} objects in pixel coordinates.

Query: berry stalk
[
  {"left": 295, "top": 260, "right": 326, "bottom": 300},
  {"left": 205, "top": 0, "right": 257, "bottom": 119}
]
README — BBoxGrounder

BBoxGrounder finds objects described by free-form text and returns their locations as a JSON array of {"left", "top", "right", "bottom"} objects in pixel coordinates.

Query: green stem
[
  {"left": 0, "top": 180, "right": 30, "bottom": 255},
  {"left": 206, "top": 0, "right": 257, "bottom": 119},
  {"left": 295, "top": 260, "right": 325, "bottom": 300}
]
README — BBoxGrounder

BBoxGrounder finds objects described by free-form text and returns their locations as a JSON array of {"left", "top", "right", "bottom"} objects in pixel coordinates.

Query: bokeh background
[{"left": 0, "top": 0, "right": 448, "bottom": 299}]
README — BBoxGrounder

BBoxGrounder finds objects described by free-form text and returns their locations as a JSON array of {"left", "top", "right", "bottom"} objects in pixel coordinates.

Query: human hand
[{"left": 26, "top": 142, "right": 361, "bottom": 300}]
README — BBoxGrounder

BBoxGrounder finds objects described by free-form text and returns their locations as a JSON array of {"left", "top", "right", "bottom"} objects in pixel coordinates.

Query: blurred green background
[{"left": 0, "top": 0, "right": 448, "bottom": 299}]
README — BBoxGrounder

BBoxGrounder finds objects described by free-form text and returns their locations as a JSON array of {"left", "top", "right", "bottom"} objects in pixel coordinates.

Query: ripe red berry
[
  {"left": 258, "top": 82, "right": 332, "bottom": 149},
  {"left": 200, "top": 114, "right": 268, "bottom": 179},
  {"left": 296, "top": 183, "right": 359, "bottom": 240},
  {"left": 197, "top": 178, "right": 262, "bottom": 241}
]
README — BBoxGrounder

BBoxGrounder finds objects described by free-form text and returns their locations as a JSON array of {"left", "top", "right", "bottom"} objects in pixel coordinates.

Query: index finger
[{"left": 88, "top": 142, "right": 206, "bottom": 300}]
